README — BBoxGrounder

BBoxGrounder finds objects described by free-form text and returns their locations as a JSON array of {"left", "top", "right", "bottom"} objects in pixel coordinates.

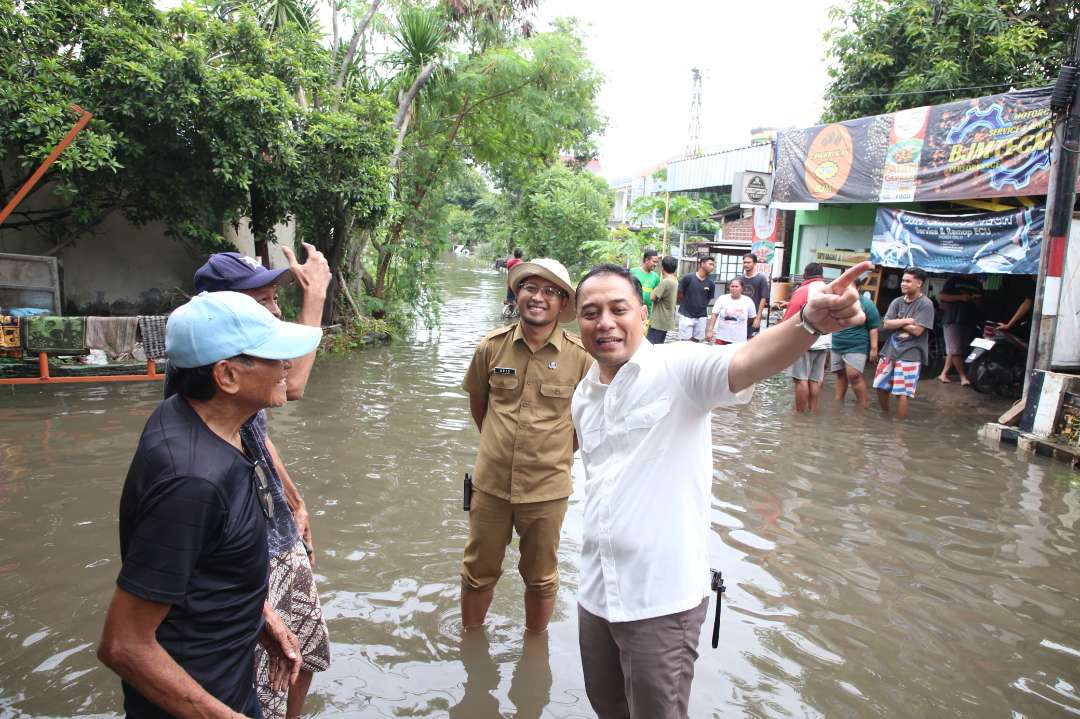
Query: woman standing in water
[{"left": 705, "top": 277, "right": 757, "bottom": 346}]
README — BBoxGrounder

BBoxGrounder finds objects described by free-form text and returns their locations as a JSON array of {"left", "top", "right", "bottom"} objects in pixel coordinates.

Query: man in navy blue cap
[
  {"left": 166, "top": 243, "right": 333, "bottom": 719},
  {"left": 98, "top": 292, "right": 323, "bottom": 719}
]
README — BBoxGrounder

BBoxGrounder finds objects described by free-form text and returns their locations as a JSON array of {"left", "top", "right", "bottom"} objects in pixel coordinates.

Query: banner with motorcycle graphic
[
  {"left": 871, "top": 206, "right": 1044, "bottom": 275},
  {"left": 772, "top": 87, "right": 1068, "bottom": 204}
]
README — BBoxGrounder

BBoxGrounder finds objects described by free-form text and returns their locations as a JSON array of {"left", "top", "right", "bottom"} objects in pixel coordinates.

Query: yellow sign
[{"left": 815, "top": 249, "right": 870, "bottom": 267}]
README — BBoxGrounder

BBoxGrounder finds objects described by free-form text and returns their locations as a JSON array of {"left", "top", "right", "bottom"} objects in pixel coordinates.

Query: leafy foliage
[
  {"left": 821, "top": 0, "right": 1079, "bottom": 122},
  {"left": 511, "top": 164, "right": 613, "bottom": 277},
  {"left": 628, "top": 194, "right": 718, "bottom": 242}
]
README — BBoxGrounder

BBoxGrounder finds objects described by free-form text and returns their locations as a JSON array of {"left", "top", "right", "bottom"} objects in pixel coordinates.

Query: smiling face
[
  {"left": 242, "top": 283, "right": 282, "bottom": 319},
  {"left": 515, "top": 275, "right": 568, "bottom": 328},
  {"left": 576, "top": 272, "right": 648, "bottom": 383},
  {"left": 644, "top": 255, "right": 659, "bottom": 272},
  {"left": 227, "top": 355, "right": 293, "bottom": 409}
]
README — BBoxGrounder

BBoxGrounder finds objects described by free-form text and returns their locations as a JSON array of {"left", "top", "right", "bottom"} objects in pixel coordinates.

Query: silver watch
[{"left": 798, "top": 306, "right": 823, "bottom": 336}]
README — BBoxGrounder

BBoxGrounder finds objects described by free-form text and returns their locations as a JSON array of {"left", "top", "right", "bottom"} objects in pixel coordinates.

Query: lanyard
[{"left": 710, "top": 569, "right": 725, "bottom": 649}]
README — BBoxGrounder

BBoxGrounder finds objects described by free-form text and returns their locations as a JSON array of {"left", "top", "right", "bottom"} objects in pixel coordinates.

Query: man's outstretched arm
[{"left": 728, "top": 262, "right": 873, "bottom": 393}]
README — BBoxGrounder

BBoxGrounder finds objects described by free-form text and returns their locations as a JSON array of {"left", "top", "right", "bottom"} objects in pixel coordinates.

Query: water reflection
[{"left": 0, "top": 259, "right": 1078, "bottom": 717}]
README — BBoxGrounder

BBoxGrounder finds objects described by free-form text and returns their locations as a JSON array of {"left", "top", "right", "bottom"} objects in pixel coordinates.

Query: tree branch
[{"left": 334, "top": 0, "right": 382, "bottom": 91}]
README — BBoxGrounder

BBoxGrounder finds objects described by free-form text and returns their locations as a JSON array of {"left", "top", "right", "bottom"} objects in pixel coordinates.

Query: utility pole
[
  {"left": 1024, "top": 22, "right": 1080, "bottom": 388},
  {"left": 685, "top": 68, "right": 703, "bottom": 158}
]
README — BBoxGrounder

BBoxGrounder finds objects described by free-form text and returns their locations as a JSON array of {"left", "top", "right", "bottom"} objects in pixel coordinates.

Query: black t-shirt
[
  {"left": 117, "top": 394, "right": 269, "bottom": 718},
  {"left": 739, "top": 273, "right": 770, "bottom": 310},
  {"left": 941, "top": 275, "right": 982, "bottom": 326},
  {"left": 677, "top": 272, "right": 716, "bottom": 318}
]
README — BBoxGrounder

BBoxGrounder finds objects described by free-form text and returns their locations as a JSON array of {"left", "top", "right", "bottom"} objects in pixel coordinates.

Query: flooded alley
[{"left": 1, "top": 259, "right": 1078, "bottom": 718}]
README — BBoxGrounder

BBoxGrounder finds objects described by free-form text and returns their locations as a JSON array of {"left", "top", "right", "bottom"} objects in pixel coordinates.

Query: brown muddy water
[{"left": 1, "top": 259, "right": 1079, "bottom": 718}]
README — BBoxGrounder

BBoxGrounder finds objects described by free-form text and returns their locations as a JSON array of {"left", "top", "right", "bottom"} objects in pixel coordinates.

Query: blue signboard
[{"left": 871, "top": 206, "right": 1044, "bottom": 275}]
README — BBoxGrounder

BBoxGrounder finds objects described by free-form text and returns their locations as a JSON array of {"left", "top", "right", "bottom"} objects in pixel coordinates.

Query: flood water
[{"left": 2, "top": 259, "right": 1079, "bottom": 718}]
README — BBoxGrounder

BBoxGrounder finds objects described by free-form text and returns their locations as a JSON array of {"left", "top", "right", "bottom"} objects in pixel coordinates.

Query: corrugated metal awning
[{"left": 666, "top": 144, "right": 773, "bottom": 192}]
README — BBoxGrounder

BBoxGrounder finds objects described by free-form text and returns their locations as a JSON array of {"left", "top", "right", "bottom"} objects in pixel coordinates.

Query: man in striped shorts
[{"left": 874, "top": 267, "right": 934, "bottom": 420}]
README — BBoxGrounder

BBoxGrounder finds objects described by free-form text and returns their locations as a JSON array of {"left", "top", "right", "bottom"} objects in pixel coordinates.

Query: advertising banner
[
  {"left": 773, "top": 87, "right": 1064, "bottom": 204},
  {"left": 750, "top": 207, "right": 778, "bottom": 264},
  {"left": 871, "top": 206, "right": 1045, "bottom": 274}
]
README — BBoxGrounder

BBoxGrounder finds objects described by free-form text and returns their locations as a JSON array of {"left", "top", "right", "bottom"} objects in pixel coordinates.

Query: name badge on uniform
[
  {"left": 494, "top": 367, "right": 516, "bottom": 375},
  {"left": 548, "top": 361, "right": 557, "bottom": 369}
]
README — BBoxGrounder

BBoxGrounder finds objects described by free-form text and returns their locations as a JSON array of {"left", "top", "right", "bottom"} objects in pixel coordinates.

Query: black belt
[{"left": 710, "top": 569, "right": 725, "bottom": 649}]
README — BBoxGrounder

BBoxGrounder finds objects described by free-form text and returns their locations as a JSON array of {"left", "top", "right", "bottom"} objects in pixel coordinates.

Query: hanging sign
[
  {"left": 773, "top": 87, "right": 1065, "bottom": 204},
  {"left": 871, "top": 206, "right": 1044, "bottom": 274},
  {"left": 750, "top": 207, "right": 777, "bottom": 263}
]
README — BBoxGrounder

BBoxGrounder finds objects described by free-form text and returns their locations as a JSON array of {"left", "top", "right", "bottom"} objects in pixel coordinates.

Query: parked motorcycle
[{"left": 965, "top": 322, "right": 1027, "bottom": 398}]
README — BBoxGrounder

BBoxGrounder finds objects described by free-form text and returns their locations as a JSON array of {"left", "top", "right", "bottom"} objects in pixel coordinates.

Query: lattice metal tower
[{"left": 685, "top": 68, "right": 703, "bottom": 158}]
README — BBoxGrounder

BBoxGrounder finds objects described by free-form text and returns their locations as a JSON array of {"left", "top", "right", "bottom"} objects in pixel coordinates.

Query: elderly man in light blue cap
[{"left": 97, "top": 292, "right": 321, "bottom": 719}]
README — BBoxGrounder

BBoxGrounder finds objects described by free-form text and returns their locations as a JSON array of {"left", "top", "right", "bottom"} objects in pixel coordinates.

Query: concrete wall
[
  {"left": 1, "top": 212, "right": 203, "bottom": 315},
  {"left": 1, "top": 209, "right": 296, "bottom": 315}
]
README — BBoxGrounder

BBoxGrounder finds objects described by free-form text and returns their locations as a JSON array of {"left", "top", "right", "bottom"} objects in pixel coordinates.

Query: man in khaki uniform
[{"left": 461, "top": 258, "right": 592, "bottom": 633}]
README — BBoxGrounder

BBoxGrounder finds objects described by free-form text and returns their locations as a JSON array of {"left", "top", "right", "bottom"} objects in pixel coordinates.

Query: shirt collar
[
  {"left": 582, "top": 337, "right": 653, "bottom": 387},
  {"left": 513, "top": 322, "right": 564, "bottom": 351}
]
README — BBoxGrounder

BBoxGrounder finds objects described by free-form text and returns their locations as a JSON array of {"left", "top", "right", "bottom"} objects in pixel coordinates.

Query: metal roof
[{"left": 666, "top": 144, "right": 773, "bottom": 192}]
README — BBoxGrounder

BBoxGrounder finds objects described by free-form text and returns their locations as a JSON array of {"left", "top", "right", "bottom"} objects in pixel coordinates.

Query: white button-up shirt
[{"left": 571, "top": 340, "right": 753, "bottom": 622}]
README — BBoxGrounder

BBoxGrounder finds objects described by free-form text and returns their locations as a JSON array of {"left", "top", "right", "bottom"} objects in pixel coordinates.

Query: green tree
[
  {"left": 512, "top": 164, "right": 613, "bottom": 277},
  {"left": 821, "top": 0, "right": 1079, "bottom": 122},
  {"left": 627, "top": 194, "right": 718, "bottom": 251},
  {"left": 355, "top": 11, "right": 604, "bottom": 319}
]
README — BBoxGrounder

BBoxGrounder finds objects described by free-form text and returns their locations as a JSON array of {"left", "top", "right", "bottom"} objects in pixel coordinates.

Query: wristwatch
[{"left": 798, "top": 306, "right": 824, "bottom": 336}]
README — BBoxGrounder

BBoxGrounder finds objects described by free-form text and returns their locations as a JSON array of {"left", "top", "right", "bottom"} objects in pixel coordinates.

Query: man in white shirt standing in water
[{"left": 571, "top": 260, "right": 872, "bottom": 719}]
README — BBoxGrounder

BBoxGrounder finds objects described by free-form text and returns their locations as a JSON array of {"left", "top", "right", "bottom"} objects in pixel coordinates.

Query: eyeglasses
[
  {"left": 251, "top": 460, "right": 274, "bottom": 521},
  {"left": 519, "top": 283, "right": 566, "bottom": 300}
]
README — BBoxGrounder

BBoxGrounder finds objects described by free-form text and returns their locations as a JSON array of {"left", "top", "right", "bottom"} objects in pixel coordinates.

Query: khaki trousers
[{"left": 578, "top": 598, "right": 709, "bottom": 719}]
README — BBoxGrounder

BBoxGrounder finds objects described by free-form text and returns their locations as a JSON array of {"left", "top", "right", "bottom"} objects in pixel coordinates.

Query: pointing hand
[{"left": 803, "top": 261, "right": 873, "bottom": 334}]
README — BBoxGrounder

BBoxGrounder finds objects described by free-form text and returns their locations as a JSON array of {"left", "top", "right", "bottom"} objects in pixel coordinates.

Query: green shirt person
[{"left": 630, "top": 249, "right": 661, "bottom": 315}]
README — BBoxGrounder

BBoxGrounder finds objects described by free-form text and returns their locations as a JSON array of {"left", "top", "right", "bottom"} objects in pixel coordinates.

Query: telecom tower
[{"left": 685, "top": 67, "right": 703, "bottom": 158}]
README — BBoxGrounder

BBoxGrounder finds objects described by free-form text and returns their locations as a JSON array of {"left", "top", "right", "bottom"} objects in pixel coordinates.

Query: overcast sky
[{"left": 534, "top": 0, "right": 837, "bottom": 181}]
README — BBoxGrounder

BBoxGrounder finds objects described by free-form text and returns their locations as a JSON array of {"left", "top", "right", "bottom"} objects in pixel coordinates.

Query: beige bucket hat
[{"left": 508, "top": 258, "right": 577, "bottom": 324}]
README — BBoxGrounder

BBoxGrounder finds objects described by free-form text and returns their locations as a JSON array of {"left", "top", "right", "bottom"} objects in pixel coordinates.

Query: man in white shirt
[{"left": 571, "top": 261, "right": 871, "bottom": 719}]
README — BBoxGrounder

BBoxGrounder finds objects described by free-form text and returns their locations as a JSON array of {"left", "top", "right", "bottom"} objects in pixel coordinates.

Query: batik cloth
[
  {"left": 22, "top": 316, "right": 86, "bottom": 354},
  {"left": 253, "top": 539, "right": 331, "bottom": 719},
  {"left": 0, "top": 316, "right": 21, "bottom": 358}
]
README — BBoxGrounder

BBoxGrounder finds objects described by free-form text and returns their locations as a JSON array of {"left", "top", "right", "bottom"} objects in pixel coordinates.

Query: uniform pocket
[
  {"left": 539, "top": 383, "right": 574, "bottom": 399},
  {"left": 536, "top": 383, "right": 574, "bottom": 421}
]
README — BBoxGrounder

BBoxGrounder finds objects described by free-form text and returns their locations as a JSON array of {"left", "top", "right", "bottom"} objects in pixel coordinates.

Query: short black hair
[
  {"left": 698, "top": 254, "right": 714, "bottom": 265},
  {"left": 743, "top": 253, "right": 757, "bottom": 262},
  {"left": 643, "top": 248, "right": 659, "bottom": 260},
  {"left": 803, "top": 262, "right": 824, "bottom": 278},
  {"left": 513, "top": 248, "right": 523, "bottom": 258},
  {"left": 576, "top": 263, "right": 642, "bottom": 305},
  {"left": 171, "top": 355, "right": 255, "bottom": 401},
  {"left": 728, "top": 277, "right": 744, "bottom": 288},
  {"left": 661, "top": 255, "right": 678, "bottom": 273},
  {"left": 172, "top": 363, "right": 218, "bottom": 401},
  {"left": 903, "top": 267, "right": 927, "bottom": 283}
]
